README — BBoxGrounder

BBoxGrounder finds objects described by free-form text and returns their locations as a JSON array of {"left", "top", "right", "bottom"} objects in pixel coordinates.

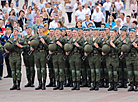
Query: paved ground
[{"left": 1, "top": 0, "right": 138, "bottom": 102}]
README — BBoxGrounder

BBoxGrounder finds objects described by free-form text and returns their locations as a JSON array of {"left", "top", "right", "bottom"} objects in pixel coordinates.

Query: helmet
[
  {"left": 84, "top": 44, "right": 93, "bottom": 53},
  {"left": 30, "top": 39, "right": 39, "bottom": 49},
  {"left": 48, "top": 43, "right": 57, "bottom": 52},
  {"left": 121, "top": 44, "right": 130, "bottom": 53},
  {"left": 64, "top": 43, "right": 73, "bottom": 52},
  {"left": 102, "top": 44, "right": 111, "bottom": 54},
  {"left": 4, "top": 42, "right": 14, "bottom": 51}
]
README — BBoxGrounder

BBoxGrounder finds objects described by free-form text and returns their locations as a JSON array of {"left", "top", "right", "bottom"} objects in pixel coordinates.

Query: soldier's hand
[
  {"left": 30, "top": 47, "right": 34, "bottom": 51},
  {"left": 103, "top": 42, "right": 105, "bottom": 44},
  {"left": 5, "top": 50, "right": 9, "bottom": 53},
  {"left": 28, "top": 41, "right": 31, "bottom": 45},
  {"left": 94, "top": 43, "right": 99, "bottom": 48},
  {"left": 85, "top": 41, "right": 87, "bottom": 44},
  {"left": 110, "top": 42, "right": 115, "bottom": 48},
  {"left": 66, "top": 52, "right": 69, "bottom": 55},
  {"left": 121, "top": 52, "right": 123, "bottom": 55},
  {"left": 84, "top": 52, "right": 88, "bottom": 56},
  {"left": 102, "top": 52, "right": 105, "bottom": 55},
  {"left": 132, "top": 42, "right": 137, "bottom": 48},
  {"left": 56, "top": 41, "right": 62, "bottom": 47},
  {"left": 40, "top": 38, "right": 45, "bottom": 44},
  {"left": 123, "top": 40, "right": 126, "bottom": 43},
  {"left": 16, "top": 42, "right": 23, "bottom": 48},
  {"left": 74, "top": 42, "right": 79, "bottom": 47},
  {"left": 49, "top": 50, "right": 53, "bottom": 54}
]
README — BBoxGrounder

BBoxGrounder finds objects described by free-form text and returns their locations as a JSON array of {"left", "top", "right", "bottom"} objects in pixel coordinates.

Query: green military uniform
[
  {"left": 32, "top": 34, "right": 50, "bottom": 90},
  {"left": 22, "top": 35, "right": 35, "bottom": 87}
]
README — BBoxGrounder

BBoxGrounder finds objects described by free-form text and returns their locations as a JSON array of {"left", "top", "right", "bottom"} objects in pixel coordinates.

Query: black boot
[
  {"left": 53, "top": 81, "right": 60, "bottom": 90},
  {"left": 134, "top": 85, "right": 138, "bottom": 92},
  {"left": 46, "top": 78, "right": 53, "bottom": 87},
  {"left": 42, "top": 80, "right": 46, "bottom": 90},
  {"left": 90, "top": 82, "right": 95, "bottom": 90},
  {"left": 128, "top": 83, "right": 134, "bottom": 91},
  {"left": 70, "top": 79, "right": 73, "bottom": 87},
  {"left": 76, "top": 81, "right": 80, "bottom": 90},
  {"left": 35, "top": 80, "right": 42, "bottom": 90},
  {"left": 108, "top": 83, "right": 114, "bottom": 91},
  {"left": 63, "top": 78, "right": 66, "bottom": 85},
  {"left": 17, "top": 81, "right": 21, "bottom": 90},
  {"left": 87, "top": 77, "right": 91, "bottom": 87},
  {"left": 117, "top": 80, "right": 124, "bottom": 88},
  {"left": 123, "top": 80, "right": 128, "bottom": 88},
  {"left": 104, "top": 80, "right": 109, "bottom": 88},
  {"left": 64, "top": 78, "right": 70, "bottom": 87},
  {"left": 59, "top": 81, "right": 64, "bottom": 90},
  {"left": 114, "top": 82, "right": 118, "bottom": 91},
  {"left": 95, "top": 82, "right": 99, "bottom": 91},
  {"left": 99, "top": 79, "right": 104, "bottom": 88},
  {"left": 80, "top": 79, "right": 87, "bottom": 87},
  {"left": 10, "top": 81, "right": 17, "bottom": 90},
  {"left": 53, "top": 78, "right": 56, "bottom": 87},
  {"left": 31, "top": 78, "right": 35, "bottom": 87},
  {"left": 24, "top": 80, "right": 31, "bottom": 87},
  {"left": 71, "top": 81, "right": 77, "bottom": 90}
]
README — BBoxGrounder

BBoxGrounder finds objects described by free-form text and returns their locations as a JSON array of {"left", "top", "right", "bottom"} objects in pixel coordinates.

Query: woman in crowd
[
  {"left": 43, "top": 12, "right": 53, "bottom": 25},
  {"left": 9, "top": 9, "right": 16, "bottom": 26},
  {"left": 75, "top": 19, "right": 82, "bottom": 28},
  {"left": 39, "top": 16, "right": 44, "bottom": 25},
  {"left": 131, "top": 0, "right": 137, "bottom": 18},
  {"left": 13, "top": 20, "right": 22, "bottom": 33},
  {"left": 83, "top": 3, "right": 91, "bottom": 16},
  {"left": 106, "top": 15, "right": 116, "bottom": 28},
  {"left": 114, "top": 18, "right": 122, "bottom": 33},
  {"left": 57, "top": 21, "right": 67, "bottom": 28},
  {"left": 109, "top": 2, "right": 118, "bottom": 19},
  {"left": 58, "top": 11, "right": 65, "bottom": 24},
  {"left": 22, "top": 4, "right": 27, "bottom": 14},
  {"left": 34, "top": 9, "right": 40, "bottom": 24},
  {"left": 51, "top": 6, "right": 59, "bottom": 18},
  {"left": 26, "top": 9, "right": 33, "bottom": 26},
  {"left": 100, "top": 3, "right": 106, "bottom": 22},
  {"left": 40, "top": 7, "right": 46, "bottom": 15},
  {"left": 43, "top": 23, "right": 49, "bottom": 36}
]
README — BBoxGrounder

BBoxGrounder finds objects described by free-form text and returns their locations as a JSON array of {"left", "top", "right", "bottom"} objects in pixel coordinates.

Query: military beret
[
  {"left": 55, "top": 27, "right": 61, "bottom": 31},
  {"left": 26, "top": 26, "right": 32, "bottom": 29},
  {"left": 114, "top": 27, "right": 119, "bottom": 30},
  {"left": 110, "top": 29, "right": 116, "bottom": 32},
  {"left": 38, "top": 24, "right": 44, "bottom": 28},
  {"left": 90, "top": 25, "right": 95, "bottom": 28},
  {"left": 84, "top": 28, "right": 90, "bottom": 31},
  {"left": 62, "top": 28, "right": 66, "bottom": 31},
  {"left": 105, "top": 26, "right": 110, "bottom": 30},
  {"left": 122, "top": 25, "right": 128, "bottom": 28},
  {"left": 6, "top": 26, "right": 12, "bottom": 30},
  {"left": 93, "top": 28, "right": 98, "bottom": 31},
  {"left": 73, "top": 28, "right": 78, "bottom": 31},
  {"left": 129, "top": 28, "right": 136, "bottom": 32},
  {"left": 78, "top": 27, "right": 83, "bottom": 30},
  {"left": 49, "top": 28, "right": 55, "bottom": 30},
  {"left": 66, "top": 28, "right": 72, "bottom": 31},
  {"left": 120, "top": 28, "right": 127, "bottom": 32},
  {"left": 99, "top": 28, "right": 106, "bottom": 31},
  {"left": 13, "top": 28, "right": 19, "bottom": 32}
]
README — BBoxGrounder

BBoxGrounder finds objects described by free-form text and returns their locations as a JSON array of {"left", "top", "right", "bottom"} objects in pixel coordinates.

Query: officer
[
  {"left": 85, "top": 28, "right": 102, "bottom": 91},
  {"left": 66, "top": 28, "right": 84, "bottom": 90},
  {"left": 102, "top": 29, "right": 120, "bottom": 91},
  {"left": 46, "top": 28, "right": 56, "bottom": 87},
  {"left": 5, "top": 28, "right": 28, "bottom": 90},
  {"left": 64, "top": 28, "right": 73, "bottom": 87},
  {"left": 23, "top": 26, "right": 35, "bottom": 87},
  {"left": 49, "top": 27, "right": 66, "bottom": 90},
  {"left": 118, "top": 28, "right": 128, "bottom": 88},
  {"left": 121, "top": 28, "right": 138, "bottom": 91},
  {"left": 30, "top": 24, "right": 50, "bottom": 90}
]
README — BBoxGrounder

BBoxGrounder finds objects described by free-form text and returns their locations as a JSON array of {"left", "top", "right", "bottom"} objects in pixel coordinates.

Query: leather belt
[{"left": 10, "top": 53, "right": 20, "bottom": 57}]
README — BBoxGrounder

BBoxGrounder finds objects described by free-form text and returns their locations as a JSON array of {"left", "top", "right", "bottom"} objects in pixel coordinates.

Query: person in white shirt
[
  {"left": 82, "top": 3, "right": 91, "bottom": 16},
  {"left": 115, "top": 0, "right": 124, "bottom": 15},
  {"left": 79, "top": 0, "right": 86, "bottom": 7},
  {"left": 39, "top": 0, "right": 45, "bottom": 10},
  {"left": 74, "top": 0, "right": 80, "bottom": 11},
  {"left": 92, "top": 6, "right": 104, "bottom": 27},
  {"left": 82, "top": 14, "right": 95, "bottom": 28},
  {"left": 113, "top": 18, "right": 122, "bottom": 33},
  {"left": 120, "top": 13, "right": 126, "bottom": 26},
  {"left": 43, "top": 0, "right": 48, "bottom": 4},
  {"left": 75, "top": 5, "right": 85, "bottom": 22},
  {"left": 103, "top": 0, "right": 111, "bottom": 22},
  {"left": 88, "top": 0, "right": 96, "bottom": 6},
  {"left": 31, "top": 0, "right": 36, "bottom": 7},
  {"left": 49, "top": 15, "right": 59, "bottom": 28},
  {"left": 58, "top": 1, "right": 62, "bottom": 11},
  {"left": 7, "top": 3, "right": 17, "bottom": 14}
]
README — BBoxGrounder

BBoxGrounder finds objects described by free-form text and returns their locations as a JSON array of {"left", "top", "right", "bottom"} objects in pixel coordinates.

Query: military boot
[
  {"left": 104, "top": 80, "right": 109, "bottom": 88},
  {"left": 134, "top": 84, "right": 138, "bottom": 92},
  {"left": 117, "top": 80, "right": 124, "bottom": 88},
  {"left": 17, "top": 81, "right": 21, "bottom": 90},
  {"left": 71, "top": 81, "right": 77, "bottom": 90},
  {"left": 90, "top": 82, "right": 95, "bottom": 91},
  {"left": 80, "top": 79, "right": 87, "bottom": 87},
  {"left": 128, "top": 83, "right": 134, "bottom": 91},
  {"left": 76, "top": 81, "right": 80, "bottom": 90},
  {"left": 87, "top": 77, "right": 91, "bottom": 87},
  {"left": 46, "top": 78, "right": 53, "bottom": 87},
  {"left": 53, "top": 78, "right": 56, "bottom": 87},
  {"left": 99, "top": 79, "right": 104, "bottom": 88},
  {"left": 31, "top": 77, "right": 35, "bottom": 87},
  {"left": 70, "top": 79, "right": 73, "bottom": 87},
  {"left": 42, "top": 80, "right": 46, "bottom": 90},
  {"left": 114, "top": 82, "right": 118, "bottom": 91},
  {"left": 35, "top": 80, "right": 42, "bottom": 90},
  {"left": 10, "top": 81, "right": 17, "bottom": 90},
  {"left": 108, "top": 83, "right": 114, "bottom": 91},
  {"left": 95, "top": 82, "right": 99, "bottom": 91},
  {"left": 63, "top": 78, "right": 66, "bottom": 85},
  {"left": 64, "top": 78, "right": 70, "bottom": 87},
  {"left": 53, "top": 81, "right": 60, "bottom": 90},
  {"left": 24, "top": 80, "right": 31, "bottom": 87},
  {"left": 59, "top": 81, "right": 64, "bottom": 90},
  {"left": 123, "top": 80, "right": 128, "bottom": 88}
]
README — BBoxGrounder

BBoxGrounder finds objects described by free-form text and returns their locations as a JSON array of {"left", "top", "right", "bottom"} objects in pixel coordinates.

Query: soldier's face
[
  {"left": 55, "top": 30, "right": 61, "bottom": 36},
  {"left": 130, "top": 31, "right": 136, "bottom": 38},
  {"left": 13, "top": 30, "right": 18, "bottom": 36},
  {"left": 110, "top": 31, "right": 115, "bottom": 37},
  {"left": 120, "top": 31, "right": 126, "bottom": 36},
  {"left": 38, "top": 27, "right": 44, "bottom": 34},
  {"left": 72, "top": 30, "right": 77, "bottom": 37},
  {"left": 101, "top": 31, "right": 105, "bottom": 37},
  {"left": 6, "top": 29, "right": 12, "bottom": 34},
  {"left": 66, "top": 30, "right": 71, "bottom": 36},
  {"left": 50, "top": 30, "right": 54, "bottom": 36}
]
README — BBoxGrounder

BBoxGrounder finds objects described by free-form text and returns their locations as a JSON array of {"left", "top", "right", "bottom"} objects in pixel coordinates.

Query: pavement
[{"left": 1, "top": 0, "right": 138, "bottom": 102}]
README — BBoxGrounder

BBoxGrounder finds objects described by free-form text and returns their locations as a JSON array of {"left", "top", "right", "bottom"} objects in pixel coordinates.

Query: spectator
[
  {"left": 122, "top": 0, "right": 126, "bottom": 9},
  {"left": 65, "top": 0, "right": 73, "bottom": 24},
  {"left": 9, "top": 9, "right": 16, "bottom": 26},
  {"left": 75, "top": 19, "right": 83, "bottom": 28},
  {"left": 106, "top": 15, "right": 116, "bottom": 28},
  {"left": 51, "top": 6, "right": 59, "bottom": 18},
  {"left": 74, "top": 0, "right": 79, "bottom": 11},
  {"left": 15, "top": 0, "right": 19, "bottom": 8},
  {"left": 97, "top": 0, "right": 106, "bottom": 4},
  {"left": 26, "top": 9, "right": 33, "bottom": 26},
  {"left": 92, "top": 6, "right": 104, "bottom": 27},
  {"left": 88, "top": 1, "right": 94, "bottom": 20},
  {"left": 3, "top": 3, "right": 9, "bottom": 13},
  {"left": 123, "top": 15, "right": 132, "bottom": 29},
  {"left": 58, "top": 1, "right": 62, "bottom": 11},
  {"left": 39, "top": 16, "right": 43, "bottom": 25},
  {"left": 83, "top": 3, "right": 91, "bottom": 16},
  {"left": 100, "top": 3, "right": 106, "bottom": 21},
  {"left": 39, "top": 0, "right": 45, "bottom": 10},
  {"left": 115, "top": 0, "right": 123, "bottom": 16},
  {"left": 40, "top": 7, "right": 46, "bottom": 15},
  {"left": 34, "top": 9, "right": 40, "bottom": 24},
  {"left": 82, "top": 14, "right": 95, "bottom": 28},
  {"left": 13, "top": 20, "right": 22, "bottom": 33},
  {"left": 101, "top": 23, "right": 105, "bottom": 28},
  {"left": 43, "top": 12, "right": 53, "bottom": 25},
  {"left": 8, "top": 0, "right": 12, "bottom": 7},
  {"left": 91, "top": 0, "right": 97, "bottom": 6},
  {"left": 3, "top": 12, "right": 10, "bottom": 26},
  {"left": 49, "top": 15, "right": 59, "bottom": 28},
  {"left": 103, "top": 0, "right": 111, "bottom": 22},
  {"left": 22, "top": 4, "right": 27, "bottom": 14},
  {"left": 43, "top": 0, "right": 48, "bottom": 4},
  {"left": 0, "top": 20, "right": 6, "bottom": 35},
  {"left": 57, "top": 21, "right": 67, "bottom": 28},
  {"left": 114, "top": 18, "right": 122, "bottom": 33},
  {"left": 46, "top": 3, "right": 53, "bottom": 17},
  {"left": 120, "top": 13, "right": 126, "bottom": 26},
  {"left": 131, "top": 0, "right": 137, "bottom": 18},
  {"left": 75, "top": 5, "right": 85, "bottom": 22},
  {"left": 43, "top": 23, "right": 49, "bottom": 35},
  {"left": 58, "top": 11, "right": 65, "bottom": 24},
  {"left": 0, "top": 9, "right": 4, "bottom": 20},
  {"left": 1, "top": 0, "right": 6, "bottom": 8},
  {"left": 32, "top": 17, "right": 40, "bottom": 35},
  {"left": 79, "top": 0, "right": 86, "bottom": 7},
  {"left": 109, "top": 2, "right": 118, "bottom": 19},
  {"left": 8, "top": 3, "right": 17, "bottom": 14},
  {"left": 132, "top": 20, "right": 137, "bottom": 27},
  {"left": 93, "top": 3, "right": 101, "bottom": 13},
  {"left": 31, "top": 0, "right": 35, "bottom": 7},
  {"left": 24, "top": 0, "right": 28, "bottom": 6},
  {"left": 53, "top": 0, "right": 58, "bottom": 6}
]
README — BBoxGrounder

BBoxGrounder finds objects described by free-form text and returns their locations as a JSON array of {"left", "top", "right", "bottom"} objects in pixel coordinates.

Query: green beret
[
  {"left": 38, "top": 24, "right": 44, "bottom": 28},
  {"left": 13, "top": 28, "right": 19, "bottom": 32}
]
